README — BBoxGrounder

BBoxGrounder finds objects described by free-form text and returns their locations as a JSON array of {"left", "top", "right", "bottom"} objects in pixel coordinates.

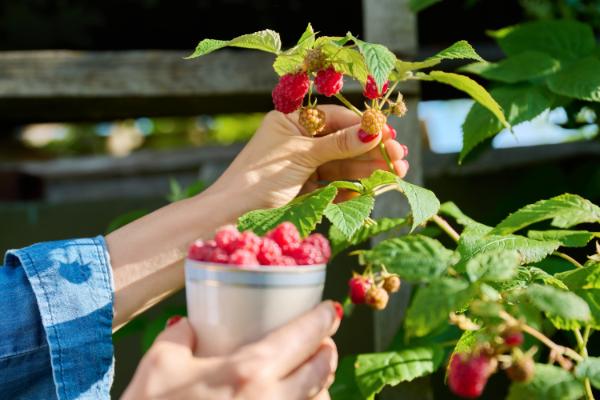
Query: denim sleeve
[{"left": 1, "top": 236, "right": 114, "bottom": 400}]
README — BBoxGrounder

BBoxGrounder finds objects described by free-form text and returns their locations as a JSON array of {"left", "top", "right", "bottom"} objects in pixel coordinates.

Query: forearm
[{"left": 106, "top": 186, "right": 250, "bottom": 330}]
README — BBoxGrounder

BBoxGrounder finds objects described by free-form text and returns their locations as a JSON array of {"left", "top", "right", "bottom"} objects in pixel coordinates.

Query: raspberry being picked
[
  {"left": 361, "top": 108, "right": 387, "bottom": 135},
  {"left": 314, "top": 67, "right": 344, "bottom": 97},
  {"left": 299, "top": 106, "right": 327, "bottom": 135},
  {"left": 272, "top": 72, "right": 310, "bottom": 114},
  {"left": 448, "top": 352, "right": 496, "bottom": 398},
  {"left": 363, "top": 75, "right": 389, "bottom": 100}
]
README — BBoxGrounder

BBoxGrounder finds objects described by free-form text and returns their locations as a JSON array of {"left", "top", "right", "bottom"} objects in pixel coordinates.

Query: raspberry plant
[{"left": 188, "top": 25, "right": 600, "bottom": 399}]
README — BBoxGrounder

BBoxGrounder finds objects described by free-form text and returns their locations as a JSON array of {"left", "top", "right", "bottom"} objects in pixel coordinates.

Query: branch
[{"left": 432, "top": 215, "right": 460, "bottom": 243}]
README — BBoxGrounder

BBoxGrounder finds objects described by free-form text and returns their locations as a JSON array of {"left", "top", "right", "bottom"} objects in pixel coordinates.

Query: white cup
[{"left": 185, "top": 259, "right": 326, "bottom": 357}]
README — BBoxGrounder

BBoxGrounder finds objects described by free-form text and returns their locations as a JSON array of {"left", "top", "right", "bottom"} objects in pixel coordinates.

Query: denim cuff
[{"left": 5, "top": 236, "right": 114, "bottom": 400}]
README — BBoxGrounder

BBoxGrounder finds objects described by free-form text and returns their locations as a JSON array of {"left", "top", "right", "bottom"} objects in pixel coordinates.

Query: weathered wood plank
[{"left": 363, "top": 0, "right": 418, "bottom": 55}]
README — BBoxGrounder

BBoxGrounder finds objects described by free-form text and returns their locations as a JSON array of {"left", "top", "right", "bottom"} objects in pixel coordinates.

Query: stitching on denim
[
  {"left": 22, "top": 250, "right": 69, "bottom": 400},
  {"left": 0, "top": 344, "right": 49, "bottom": 361}
]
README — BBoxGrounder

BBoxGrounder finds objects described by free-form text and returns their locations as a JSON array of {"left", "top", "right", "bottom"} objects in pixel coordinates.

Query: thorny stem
[
  {"left": 432, "top": 215, "right": 460, "bottom": 243},
  {"left": 554, "top": 251, "right": 584, "bottom": 269},
  {"left": 334, "top": 93, "right": 362, "bottom": 116}
]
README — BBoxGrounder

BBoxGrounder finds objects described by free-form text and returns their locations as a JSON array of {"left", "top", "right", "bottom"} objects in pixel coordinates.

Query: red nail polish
[
  {"left": 386, "top": 124, "right": 397, "bottom": 140},
  {"left": 358, "top": 129, "right": 378, "bottom": 143},
  {"left": 166, "top": 315, "right": 182, "bottom": 327},
  {"left": 333, "top": 302, "right": 344, "bottom": 320},
  {"left": 401, "top": 144, "right": 409, "bottom": 156}
]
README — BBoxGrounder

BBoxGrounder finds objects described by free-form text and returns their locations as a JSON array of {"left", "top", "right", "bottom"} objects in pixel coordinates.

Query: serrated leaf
[
  {"left": 507, "top": 363, "right": 585, "bottom": 400},
  {"left": 439, "top": 202, "right": 489, "bottom": 230},
  {"left": 460, "top": 84, "right": 551, "bottom": 161},
  {"left": 460, "top": 51, "right": 560, "bottom": 84},
  {"left": 351, "top": 36, "right": 396, "bottom": 92},
  {"left": 396, "top": 179, "right": 441, "bottom": 231},
  {"left": 187, "top": 29, "right": 282, "bottom": 58},
  {"left": 493, "top": 194, "right": 600, "bottom": 235},
  {"left": 360, "top": 169, "right": 398, "bottom": 193},
  {"left": 237, "top": 186, "right": 337, "bottom": 237},
  {"left": 329, "top": 47, "right": 369, "bottom": 84},
  {"left": 491, "top": 20, "right": 595, "bottom": 61},
  {"left": 324, "top": 195, "right": 375, "bottom": 239},
  {"left": 272, "top": 24, "right": 315, "bottom": 75},
  {"left": 557, "top": 261, "right": 600, "bottom": 290},
  {"left": 525, "top": 283, "right": 591, "bottom": 322},
  {"left": 405, "top": 278, "right": 474, "bottom": 337},
  {"left": 529, "top": 267, "right": 569, "bottom": 290},
  {"left": 528, "top": 230, "right": 597, "bottom": 248},
  {"left": 355, "top": 346, "right": 445, "bottom": 399},
  {"left": 547, "top": 57, "right": 600, "bottom": 102},
  {"left": 408, "top": 0, "right": 441, "bottom": 12},
  {"left": 466, "top": 250, "right": 520, "bottom": 282},
  {"left": 362, "top": 235, "right": 455, "bottom": 282},
  {"left": 575, "top": 357, "right": 600, "bottom": 389},
  {"left": 329, "top": 356, "right": 364, "bottom": 400},
  {"left": 426, "top": 71, "right": 508, "bottom": 130},
  {"left": 296, "top": 23, "right": 315, "bottom": 48},
  {"left": 329, "top": 217, "right": 408, "bottom": 258}
]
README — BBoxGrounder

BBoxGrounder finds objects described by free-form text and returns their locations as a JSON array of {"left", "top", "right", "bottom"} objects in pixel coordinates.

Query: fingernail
[
  {"left": 358, "top": 129, "right": 378, "bottom": 143},
  {"left": 333, "top": 301, "right": 344, "bottom": 320},
  {"left": 401, "top": 144, "right": 409, "bottom": 157},
  {"left": 386, "top": 124, "right": 397, "bottom": 140},
  {"left": 166, "top": 315, "right": 182, "bottom": 328}
]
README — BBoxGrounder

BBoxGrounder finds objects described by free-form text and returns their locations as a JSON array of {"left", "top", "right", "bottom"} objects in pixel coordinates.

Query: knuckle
[
  {"left": 143, "top": 347, "right": 171, "bottom": 371},
  {"left": 335, "top": 132, "right": 350, "bottom": 155}
]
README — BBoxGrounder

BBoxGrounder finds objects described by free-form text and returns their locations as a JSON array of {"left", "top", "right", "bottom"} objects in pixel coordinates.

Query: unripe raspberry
[
  {"left": 314, "top": 67, "right": 344, "bottom": 97},
  {"left": 383, "top": 275, "right": 401, "bottom": 293},
  {"left": 363, "top": 75, "right": 389, "bottom": 100},
  {"left": 272, "top": 72, "right": 310, "bottom": 114},
  {"left": 501, "top": 328, "right": 524, "bottom": 348},
  {"left": 390, "top": 100, "right": 407, "bottom": 117},
  {"left": 448, "top": 352, "right": 496, "bottom": 398},
  {"left": 304, "top": 48, "right": 327, "bottom": 72},
  {"left": 361, "top": 108, "right": 387, "bottom": 135},
  {"left": 299, "top": 106, "right": 326, "bottom": 135},
  {"left": 366, "top": 286, "right": 389, "bottom": 310},
  {"left": 348, "top": 276, "right": 371, "bottom": 304},
  {"left": 506, "top": 355, "right": 535, "bottom": 382}
]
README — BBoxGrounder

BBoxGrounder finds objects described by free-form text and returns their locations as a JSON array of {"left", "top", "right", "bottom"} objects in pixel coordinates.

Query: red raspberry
[
  {"left": 214, "top": 225, "right": 241, "bottom": 254},
  {"left": 257, "top": 238, "right": 283, "bottom": 265},
  {"left": 363, "top": 75, "right": 389, "bottom": 100},
  {"left": 207, "top": 247, "right": 229, "bottom": 264},
  {"left": 228, "top": 249, "right": 259, "bottom": 266},
  {"left": 348, "top": 276, "right": 371, "bottom": 304},
  {"left": 274, "top": 255, "right": 297, "bottom": 266},
  {"left": 303, "top": 233, "right": 331, "bottom": 262},
  {"left": 233, "top": 231, "right": 261, "bottom": 254},
  {"left": 448, "top": 353, "right": 495, "bottom": 398},
  {"left": 188, "top": 240, "right": 212, "bottom": 261},
  {"left": 502, "top": 329, "right": 524, "bottom": 347},
  {"left": 287, "top": 242, "right": 325, "bottom": 265},
  {"left": 268, "top": 222, "right": 301, "bottom": 253},
  {"left": 314, "top": 67, "right": 344, "bottom": 97},
  {"left": 272, "top": 72, "right": 310, "bottom": 114}
]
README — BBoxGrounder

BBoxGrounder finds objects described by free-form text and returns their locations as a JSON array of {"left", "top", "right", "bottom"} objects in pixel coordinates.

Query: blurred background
[{"left": 0, "top": 0, "right": 598, "bottom": 398}]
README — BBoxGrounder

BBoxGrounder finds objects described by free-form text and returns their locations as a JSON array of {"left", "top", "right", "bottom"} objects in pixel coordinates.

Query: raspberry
[
  {"left": 390, "top": 100, "right": 407, "bottom": 117},
  {"left": 214, "top": 225, "right": 241, "bottom": 254},
  {"left": 383, "top": 275, "right": 401, "bottom": 293},
  {"left": 506, "top": 356, "right": 534, "bottom": 382},
  {"left": 304, "top": 48, "right": 327, "bottom": 72},
  {"left": 314, "top": 67, "right": 344, "bottom": 97},
  {"left": 361, "top": 108, "right": 387, "bottom": 135},
  {"left": 304, "top": 233, "right": 331, "bottom": 262},
  {"left": 268, "top": 222, "right": 301, "bottom": 253},
  {"left": 257, "top": 238, "right": 283, "bottom": 265},
  {"left": 366, "top": 286, "right": 389, "bottom": 310},
  {"left": 188, "top": 240, "right": 212, "bottom": 261},
  {"left": 348, "top": 276, "right": 371, "bottom": 304},
  {"left": 363, "top": 75, "right": 389, "bottom": 100},
  {"left": 502, "top": 328, "right": 524, "bottom": 348},
  {"left": 274, "top": 255, "right": 297, "bottom": 266},
  {"left": 228, "top": 249, "right": 259, "bottom": 266},
  {"left": 448, "top": 353, "right": 495, "bottom": 398},
  {"left": 299, "top": 106, "right": 327, "bottom": 135},
  {"left": 233, "top": 231, "right": 261, "bottom": 254},
  {"left": 272, "top": 72, "right": 310, "bottom": 114},
  {"left": 287, "top": 242, "right": 325, "bottom": 265},
  {"left": 208, "top": 247, "right": 230, "bottom": 264}
]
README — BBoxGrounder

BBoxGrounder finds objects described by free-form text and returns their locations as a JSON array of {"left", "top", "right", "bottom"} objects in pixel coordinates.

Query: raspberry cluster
[
  {"left": 348, "top": 273, "right": 400, "bottom": 310},
  {"left": 188, "top": 222, "right": 331, "bottom": 267}
]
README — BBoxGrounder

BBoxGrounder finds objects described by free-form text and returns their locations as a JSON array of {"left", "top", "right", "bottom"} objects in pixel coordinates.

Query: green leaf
[
  {"left": 490, "top": 20, "right": 595, "bottom": 61},
  {"left": 466, "top": 250, "right": 520, "bottom": 282},
  {"left": 557, "top": 261, "right": 600, "bottom": 290},
  {"left": 394, "top": 59, "right": 441, "bottom": 78},
  {"left": 493, "top": 194, "right": 600, "bottom": 235},
  {"left": 433, "top": 40, "right": 484, "bottom": 62},
  {"left": 330, "top": 356, "right": 364, "bottom": 400},
  {"left": 460, "top": 51, "right": 560, "bottom": 83},
  {"left": 296, "top": 23, "right": 315, "bottom": 48},
  {"left": 575, "top": 357, "right": 600, "bottom": 389},
  {"left": 237, "top": 186, "right": 337, "bottom": 237},
  {"left": 426, "top": 71, "right": 508, "bottom": 129},
  {"left": 187, "top": 29, "right": 282, "bottom": 58},
  {"left": 329, "top": 217, "right": 408, "bottom": 258},
  {"left": 361, "top": 235, "right": 456, "bottom": 282},
  {"left": 324, "top": 195, "right": 375, "bottom": 239},
  {"left": 329, "top": 47, "right": 369, "bottom": 84},
  {"left": 461, "top": 84, "right": 551, "bottom": 162},
  {"left": 396, "top": 179, "right": 441, "bottom": 231},
  {"left": 525, "top": 283, "right": 591, "bottom": 322},
  {"left": 528, "top": 230, "right": 597, "bottom": 248},
  {"left": 360, "top": 170, "right": 398, "bottom": 192},
  {"left": 439, "top": 202, "right": 489, "bottom": 230},
  {"left": 351, "top": 36, "right": 396, "bottom": 92},
  {"left": 408, "top": 0, "right": 441, "bottom": 13},
  {"left": 547, "top": 57, "right": 600, "bottom": 102},
  {"left": 507, "top": 363, "right": 585, "bottom": 400},
  {"left": 355, "top": 346, "right": 445, "bottom": 399},
  {"left": 273, "top": 24, "right": 315, "bottom": 75},
  {"left": 405, "top": 278, "right": 474, "bottom": 337}
]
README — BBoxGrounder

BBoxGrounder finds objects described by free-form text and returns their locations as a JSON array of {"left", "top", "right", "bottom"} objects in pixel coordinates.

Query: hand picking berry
[
  {"left": 314, "top": 67, "right": 344, "bottom": 97},
  {"left": 299, "top": 106, "right": 327, "bottom": 135},
  {"left": 363, "top": 75, "right": 389, "bottom": 100}
]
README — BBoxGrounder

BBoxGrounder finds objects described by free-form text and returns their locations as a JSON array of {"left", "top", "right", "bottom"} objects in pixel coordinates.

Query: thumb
[
  {"left": 312, "top": 124, "right": 382, "bottom": 163},
  {"left": 153, "top": 316, "right": 196, "bottom": 353}
]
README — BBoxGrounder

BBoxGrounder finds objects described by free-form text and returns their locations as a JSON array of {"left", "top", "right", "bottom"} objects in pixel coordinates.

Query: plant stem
[
  {"left": 432, "top": 215, "right": 460, "bottom": 243},
  {"left": 334, "top": 93, "right": 362, "bottom": 116},
  {"left": 554, "top": 251, "right": 584, "bottom": 268},
  {"left": 576, "top": 328, "right": 595, "bottom": 400},
  {"left": 584, "top": 379, "right": 595, "bottom": 400},
  {"left": 379, "top": 141, "right": 395, "bottom": 173},
  {"left": 378, "top": 80, "right": 400, "bottom": 109}
]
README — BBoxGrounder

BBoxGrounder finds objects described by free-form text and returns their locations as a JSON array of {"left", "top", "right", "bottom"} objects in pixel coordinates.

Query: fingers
[
  {"left": 153, "top": 317, "right": 196, "bottom": 355},
  {"left": 312, "top": 389, "right": 332, "bottom": 400},
  {"left": 277, "top": 339, "right": 338, "bottom": 400},
  {"left": 312, "top": 125, "right": 382, "bottom": 163},
  {"left": 393, "top": 159, "right": 410, "bottom": 178},
  {"left": 309, "top": 104, "right": 362, "bottom": 134}
]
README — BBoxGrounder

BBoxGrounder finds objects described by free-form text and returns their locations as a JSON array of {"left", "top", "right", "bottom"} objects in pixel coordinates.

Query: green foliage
[
  {"left": 324, "top": 195, "right": 375, "bottom": 238},
  {"left": 350, "top": 35, "right": 396, "bottom": 93},
  {"left": 547, "top": 57, "right": 600, "bottom": 102},
  {"left": 408, "top": 0, "right": 442, "bottom": 13},
  {"left": 525, "top": 284, "right": 591, "bottom": 322},
  {"left": 527, "top": 230, "right": 598, "bottom": 248},
  {"left": 507, "top": 364, "right": 585, "bottom": 400},
  {"left": 574, "top": 357, "right": 600, "bottom": 389},
  {"left": 329, "top": 217, "right": 408, "bottom": 258},
  {"left": 465, "top": 250, "right": 520, "bottom": 282},
  {"left": 460, "top": 51, "right": 560, "bottom": 83},
  {"left": 187, "top": 29, "right": 281, "bottom": 58}
]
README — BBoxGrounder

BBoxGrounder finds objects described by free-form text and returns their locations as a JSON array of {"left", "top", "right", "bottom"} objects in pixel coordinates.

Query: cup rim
[{"left": 185, "top": 258, "right": 326, "bottom": 274}]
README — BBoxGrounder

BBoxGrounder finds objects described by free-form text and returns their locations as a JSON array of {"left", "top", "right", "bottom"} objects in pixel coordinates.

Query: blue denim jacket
[{"left": 0, "top": 237, "right": 114, "bottom": 399}]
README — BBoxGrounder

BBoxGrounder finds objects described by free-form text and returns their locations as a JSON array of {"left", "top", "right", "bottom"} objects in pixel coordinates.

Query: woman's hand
[{"left": 122, "top": 302, "right": 341, "bottom": 400}]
